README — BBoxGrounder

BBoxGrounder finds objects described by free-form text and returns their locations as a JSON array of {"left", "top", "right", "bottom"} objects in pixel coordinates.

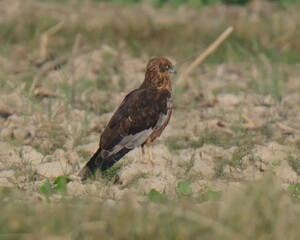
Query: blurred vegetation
[
  {"left": 36, "top": 0, "right": 299, "bottom": 8},
  {"left": 1, "top": 176, "right": 300, "bottom": 239},
  {"left": 1, "top": 0, "right": 299, "bottom": 66}
]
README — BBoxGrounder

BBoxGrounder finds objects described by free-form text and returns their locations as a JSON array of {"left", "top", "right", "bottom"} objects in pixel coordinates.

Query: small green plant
[
  {"left": 288, "top": 155, "right": 300, "bottom": 175},
  {"left": 213, "top": 156, "right": 227, "bottom": 179},
  {"left": 228, "top": 148, "right": 247, "bottom": 170},
  {"left": 260, "top": 126, "right": 273, "bottom": 139},
  {"left": 183, "top": 151, "right": 196, "bottom": 174},
  {"left": 148, "top": 189, "right": 168, "bottom": 204},
  {"left": 288, "top": 183, "right": 300, "bottom": 202},
  {"left": 40, "top": 176, "right": 71, "bottom": 197},
  {"left": 39, "top": 179, "right": 52, "bottom": 197},
  {"left": 148, "top": 181, "right": 193, "bottom": 204},
  {"left": 102, "top": 163, "right": 123, "bottom": 181},
  {"left": 177, "top": 181, "right": 193, "bottom": 197}
]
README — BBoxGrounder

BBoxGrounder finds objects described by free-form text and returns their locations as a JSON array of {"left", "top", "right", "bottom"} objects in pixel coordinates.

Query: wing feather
[{"left": 99, "top": 87, "right": 170, "bottom": 156}]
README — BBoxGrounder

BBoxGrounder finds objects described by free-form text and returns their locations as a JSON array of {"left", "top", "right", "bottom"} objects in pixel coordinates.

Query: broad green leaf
[
  {"left": 177, "top": 181, "right": 193, "bottom": 196},
  {"left": 39, "top": 180, "right": 53, "bottom": 197},
  {"left": 52, "top": 176, "right": 71, "bottom": 194},
  {"left": 148, "top": 189, "right": 167, "bottom": 203},
  {"left": 288, "top": 184, "right": 300, "bottom": 202},
  {"left": 39, "top": 176, "right": 71, "bottom": 197}
]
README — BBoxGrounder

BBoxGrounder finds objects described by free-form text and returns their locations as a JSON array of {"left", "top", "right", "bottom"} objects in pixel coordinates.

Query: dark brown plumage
[{"left": 79, "top": 57, "right": 176, "bottom": 180}]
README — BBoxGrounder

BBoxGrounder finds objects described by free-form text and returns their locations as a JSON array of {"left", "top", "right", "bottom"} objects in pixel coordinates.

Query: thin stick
[
  {"left": 277, "top": 122, "right": 300, "bottom": 134},
  {"left": 69, "top": 33, "right": 82, "bottom": 104},
  {"left": 39, "top": 22, "right": 64, "bottom": 60},
  {"left": 176, "top": 26, "right": 234, "bottom": 87}
]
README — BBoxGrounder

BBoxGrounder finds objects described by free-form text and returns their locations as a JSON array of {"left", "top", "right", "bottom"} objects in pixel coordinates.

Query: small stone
[
  {"left": 66, "top": 152, "right": 80, "bottom": 165},
  {"left": 104, "top": 199, "right": 117, "bottom": 207},
  {"left": 137, "top": 175, "right": 176, "bottom": 195},
  {"left": 75, "top": 142, "right": 98, "bottom": 155},
  {"left": 36, "top": 161, "right": 72, "bottom": 178},
  {"left": 252, "top": 142, "right": 291, "bottom": 166},
  {"left": 3, "top": 93, "right": 25, "bottom": 112},
  {"left": 243, "top": 165, "right": 263, "bottom": 181},
  {"left": 274, "top": 164, "right": 297, "bottom": 183},
  {"left": 21, "top": 146, "right": 44, "bottom": 165},
  {"left": 0, "top": 101, "right": 13, "bottom": 118},
  {"left": 217, "top": 94, "right": 243, "bottom": 106},
  {"left": 67, "top": 181, "right": 86, "bottom": 196},
  {"left": 0, "top": 118, "right": 5, "bottom": 127},
  {"left": 53, "top": 149, "right": 65, "bottom": 159},
  {"left": 64, "top": 137, "right": 74, "bottom": 150},
  {"left": 0, "top": 141, "right": 21, "bottom": 164},
  {"left": 0, "top": 128, "right": 13, "bottom": 140},
  {"left": 0, "top": 178, "right": 13, "bottom": 187},
  {"left": 117, "top": 163, "right": 152, "bottom": 185},
  {"left": 192, "top": 155, "right": 215, "bottom": 178},
  {"left": 106, "top": 185, "right": 124, "bottom": 200},
  {"left": 0, "top": 170, "right": 14, "bottom": 178},
  {"left": 151, "top": 144, "right": 172, "bottom": 167},
  {"left": 85, "top": 183, "right": 99, "bottom": 196},
  {"left": 12, "top": 128, "right": 31, "bottom": 141},
  {"left": 52, "top": 149, "right": 73, "bottom": 167},
  {"left": 190, "top": 180, "right": 208, "bottom": 194}
]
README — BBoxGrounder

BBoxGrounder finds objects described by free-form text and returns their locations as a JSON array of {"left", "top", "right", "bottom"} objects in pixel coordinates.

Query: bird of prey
[{"left": 79, "top": 57, "right": 176, "bottom": 180}]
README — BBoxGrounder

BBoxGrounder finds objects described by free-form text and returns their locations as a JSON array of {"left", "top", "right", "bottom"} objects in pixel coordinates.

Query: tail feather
[{"left": 79, "top": 147, "right": 131, "bottom": 180}]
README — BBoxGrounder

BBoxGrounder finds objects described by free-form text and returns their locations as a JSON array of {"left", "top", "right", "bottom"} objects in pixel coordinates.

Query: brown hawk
[{"left": 79, "top": 57, "right": 176, "bottom": 180}]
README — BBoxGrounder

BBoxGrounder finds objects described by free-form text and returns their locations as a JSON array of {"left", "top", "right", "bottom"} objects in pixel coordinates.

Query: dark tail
[{"left": 78, "top": 147, "right": 131, "bottom": 180}]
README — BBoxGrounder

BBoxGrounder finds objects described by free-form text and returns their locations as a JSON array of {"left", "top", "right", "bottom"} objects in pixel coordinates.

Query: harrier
[{"left": 79, "top": 57, "right": 176, "bottom": 180}]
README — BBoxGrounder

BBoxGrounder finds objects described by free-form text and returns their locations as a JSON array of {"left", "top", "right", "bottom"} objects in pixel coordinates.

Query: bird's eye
[{"left": 166, "top": 65, "right": 170, "bottom": 69}]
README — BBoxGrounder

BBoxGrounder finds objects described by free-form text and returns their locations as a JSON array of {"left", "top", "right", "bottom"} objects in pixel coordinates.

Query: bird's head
[
  {"left": 142, "top": 57, "right": 176, "bottom": 89},
  {"left": 146, "top": 57, "right": 177, "bottom": 77}
]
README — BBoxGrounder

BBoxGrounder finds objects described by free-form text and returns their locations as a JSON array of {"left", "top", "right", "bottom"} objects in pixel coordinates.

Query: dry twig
[
  {"left": 176, "top": 26, "right": 234, "bottom": 88},
  {"left": 277, "top": 122, "right": 300, "bottom": 135},
  {"left": 39, "top": 22, "right": 64, "bottom": 60}
]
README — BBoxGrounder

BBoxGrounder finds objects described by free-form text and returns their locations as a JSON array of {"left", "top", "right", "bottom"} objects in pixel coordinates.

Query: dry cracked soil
[{"left": 0, "top": 0, "right": 300, "bottom": 204}]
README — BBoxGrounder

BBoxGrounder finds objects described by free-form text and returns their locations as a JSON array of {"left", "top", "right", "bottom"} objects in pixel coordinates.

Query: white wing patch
[
  {"left": 101, "top": 95, "right": 172, "bottom": 159},
  {"left": 154, "top": 113, "right": 167, "bottom": 130},
  {"left": 119, "top": 128, "right": 153, "bottom": 148},
  {"left": 101, "top": 128, "right": 153, "bottom": 158},
  {"left": 154, "top": 96, "right": 172, "bottom": 130}
]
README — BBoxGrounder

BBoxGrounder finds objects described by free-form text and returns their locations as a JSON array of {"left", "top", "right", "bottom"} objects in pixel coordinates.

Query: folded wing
[{"left": 79, "top": 87, "right": 171, "bottom": 178}]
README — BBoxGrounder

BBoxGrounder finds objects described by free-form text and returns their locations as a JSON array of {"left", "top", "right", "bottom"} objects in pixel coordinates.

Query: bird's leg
[
  {"left": 146, "top": 139, "right": 154, "bottom": 164},
  {"left": 147, "top": 146, "right": 153, "bottom": 164},
  {"left": 141, "top": 145, "right": 147, "bottom": 163}
]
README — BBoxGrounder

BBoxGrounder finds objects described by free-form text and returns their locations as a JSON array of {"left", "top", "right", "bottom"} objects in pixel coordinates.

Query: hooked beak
[{"left": 168, "top": 67, "right": 177, "bottom": 75}]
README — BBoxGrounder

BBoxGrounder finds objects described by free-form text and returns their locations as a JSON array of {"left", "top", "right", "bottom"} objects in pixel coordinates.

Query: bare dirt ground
[
  {"left": 0, "top": 0, "right": 300, "bottom": 238},
  {"left": 0, "top": 0, "right": 299, "bottom": 199}
]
